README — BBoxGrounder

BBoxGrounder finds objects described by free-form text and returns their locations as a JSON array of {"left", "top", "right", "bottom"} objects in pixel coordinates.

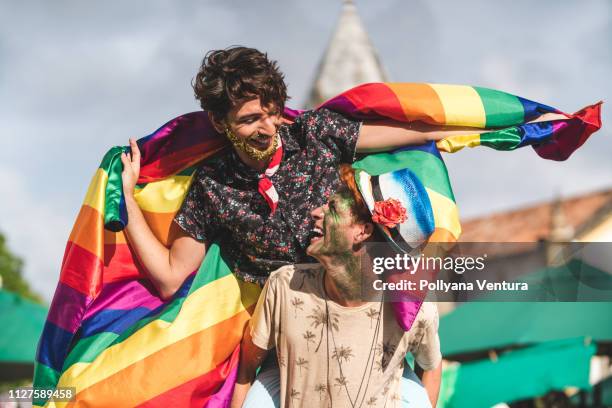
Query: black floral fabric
[{"left": 174, "top": 108, "right": 361, "bottom": 285}]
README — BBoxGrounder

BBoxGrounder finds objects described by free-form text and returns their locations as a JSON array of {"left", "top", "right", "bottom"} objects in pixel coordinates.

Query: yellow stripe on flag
[
  {"left": 425, "top": 187, "right": 461, "bottom": 240},
  {"left": 430, "top": 84, "right": 486, "bottom": 128},
  {"left": 82, "top": 169, "right": 108, "bottom": 213},
  {"left": 436, "top": 134, "right": 481, "bottom": 153},
  {"left": 134, "top": 175, "right": 193, "bottom": 213},
  {"left": 55, "top": 274, "right": 260, "bottom": 397}
]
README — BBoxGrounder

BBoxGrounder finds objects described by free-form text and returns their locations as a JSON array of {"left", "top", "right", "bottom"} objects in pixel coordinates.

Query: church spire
[{"left": 307, "top": 0, "right": 388, "bottom": 107}]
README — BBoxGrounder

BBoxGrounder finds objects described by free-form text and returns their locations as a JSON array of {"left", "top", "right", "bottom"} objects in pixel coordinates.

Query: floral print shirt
[{"left": 174, "top": 108, "right": 361, "bottom": 285}]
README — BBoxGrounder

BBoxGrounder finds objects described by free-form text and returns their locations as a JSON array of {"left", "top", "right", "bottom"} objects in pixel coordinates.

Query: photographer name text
[{"left": 373, "top": 279, "right": 529, "bottom": 292}]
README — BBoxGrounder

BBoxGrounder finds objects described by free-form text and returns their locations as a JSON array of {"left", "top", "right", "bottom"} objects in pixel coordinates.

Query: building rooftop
[{"left": 460, "top": 189, "right": 612, "bottom": 243}]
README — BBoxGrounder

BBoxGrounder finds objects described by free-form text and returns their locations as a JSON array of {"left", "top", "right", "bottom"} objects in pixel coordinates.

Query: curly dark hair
[{"left": 192, "top": 46, "right": 288, "bottom": 122}]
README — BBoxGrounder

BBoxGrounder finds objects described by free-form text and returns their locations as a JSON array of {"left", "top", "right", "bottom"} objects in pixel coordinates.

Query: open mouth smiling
[
  {"left": 248, "top": 134, "right": 273, "bottom": 150},
  {"left": 310, "top": 225, "right": 324, "bottom": 244}
]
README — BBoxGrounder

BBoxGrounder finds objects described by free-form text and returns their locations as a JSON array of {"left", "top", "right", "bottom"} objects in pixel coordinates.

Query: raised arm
[
  {"left": 356, "top": 112, "right": 567, "bottom": 153},
  {"left": 121, "top": 139, "right": 206, "bottom": 300}
]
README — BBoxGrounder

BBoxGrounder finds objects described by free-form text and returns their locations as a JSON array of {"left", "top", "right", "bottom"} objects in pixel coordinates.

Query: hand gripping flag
[{"left": 34, "top": 83, "right": 601, "bottom": 407}]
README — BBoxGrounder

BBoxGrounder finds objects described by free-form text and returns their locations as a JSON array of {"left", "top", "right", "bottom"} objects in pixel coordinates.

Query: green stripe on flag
[
  {"left": 32, "top": 363, "right": 60, "bottom": 406},
  {"left": 480, "top": 127, "right": 523, "bottom": 150},
  {"left": 62, "top": 244, "right": 234, "bottom": 369},
  {"left": 475, "top": 87, "right": 525, "bottom": 128},
  {"left": 353, "top": 150, "right": 455, "bottom": 202}
]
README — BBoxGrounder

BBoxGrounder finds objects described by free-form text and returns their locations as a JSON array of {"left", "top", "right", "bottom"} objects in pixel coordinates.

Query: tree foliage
[{"left": 0, "top": 232, "right": 43, "bottom": 304}]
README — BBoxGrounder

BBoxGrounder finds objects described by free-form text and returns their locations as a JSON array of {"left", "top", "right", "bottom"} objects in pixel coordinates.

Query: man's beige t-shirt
[{"left": 250, "top": 265, "right": 441, "bottom": 408}]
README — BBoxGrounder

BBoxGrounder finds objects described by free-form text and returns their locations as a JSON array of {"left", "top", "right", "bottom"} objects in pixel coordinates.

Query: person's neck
[
  {"left": 235, "top": 149, "right": 270, "bottom": 172},
  {"left": 321, "top": 250, "right": 366, "bottom": 308}
]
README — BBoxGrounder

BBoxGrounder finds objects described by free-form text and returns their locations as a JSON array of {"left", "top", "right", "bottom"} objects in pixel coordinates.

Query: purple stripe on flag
[
  {"left": 283, "top": 107, "right": 304, "bottom": 121},
  {"left": 319, "top": 95, "right": 368, "bottom": 118},
  {"left": 391, "top": 300, "right": 423, "bottom": 331},
  {"left": 204, "top": 348, "right": 240, "bottom": 408},
  {"left": 137, "top": 111, "right": 223, "bottom": 164},
  {"left": 46, "top": 282, "right": 92, "bottom": 334},
  {"left": 83, "top": 279, "right": 163, "bottom": 321}
]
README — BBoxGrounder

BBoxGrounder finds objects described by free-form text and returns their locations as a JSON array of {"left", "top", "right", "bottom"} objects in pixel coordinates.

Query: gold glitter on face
[{"left": 224, "top": 126, "right": 279, "bottom": 162}]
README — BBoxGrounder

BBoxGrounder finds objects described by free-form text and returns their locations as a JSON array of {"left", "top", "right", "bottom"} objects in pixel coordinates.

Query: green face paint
[
  {"left": 319, "top": 194, "right": 353, "bottom": 255},
  {"left": 312, "top": 193, "right": 364, "bottom": 300}
]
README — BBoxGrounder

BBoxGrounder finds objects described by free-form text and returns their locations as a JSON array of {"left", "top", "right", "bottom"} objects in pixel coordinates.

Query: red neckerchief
[{"left": 257, "top": 137, "right": 283, "bottom": 214}]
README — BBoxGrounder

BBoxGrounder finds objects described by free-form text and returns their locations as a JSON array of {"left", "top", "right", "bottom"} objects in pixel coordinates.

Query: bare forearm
[
  {"left": 420, "top": 362, "right": 442, "bottom": 408},
  {"left": 357, "top": 113, "right": 568, "bottom": 153},
  {"left": 124, "top": 195, "right": 179, "bottom": 298},
  {"left": 230, "top": 382, "right": 252, "bottom": 408},
  {"left": 357, "top": 120, "right": 486, "bottom": 152},
  {"left": 231, "top": 330, "right": 268, "bottom": 408}
]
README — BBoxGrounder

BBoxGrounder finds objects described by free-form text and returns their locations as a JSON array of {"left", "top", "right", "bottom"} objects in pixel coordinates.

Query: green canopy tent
[
  {"left": 0, "top": 289, "right": 47, "bottom": 381},
  {"left": 439, "top": 260, "right": 612, "bottom": 358},
  {"left": 440, "top": 301, "right": 612, "bottom": 358},
  {"left": 436, "top": 260, "right": 612, "bottom": 407},
  {"left": 438, "top": 338, "right": 596, "bottom": 408}
]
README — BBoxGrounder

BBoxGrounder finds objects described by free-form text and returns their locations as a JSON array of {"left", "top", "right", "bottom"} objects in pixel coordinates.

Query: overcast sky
[{"left": 1, "top": 0, "right": 610, "bottom": 301}]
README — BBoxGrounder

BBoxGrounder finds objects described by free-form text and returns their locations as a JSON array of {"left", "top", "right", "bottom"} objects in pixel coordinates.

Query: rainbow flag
[{"left": 34, "top": 83, "right": 601, "bottom": 407}]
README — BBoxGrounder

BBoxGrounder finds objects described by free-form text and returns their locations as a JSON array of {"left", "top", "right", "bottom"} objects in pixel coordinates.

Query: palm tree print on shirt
[
  {"left": 290, "top": 388, "right": 300, "bottom": 407},
  {"left": 375, "top": 340, "right": 397, "bottom": 371},
  {"left": 303, "top": 330, "right": 316, "bottom": 351},
  {"left": 332, "top": 345, "right": 354, "bottom": 363},
  {"left": 296, "top": 357, "right": 309, "bottom": 375},
  {"left": 307, "top": 305, "right": 339, "bottom": 352},
  {"left": 334, "top": 376, "right": 348, "bottom": 395},
  {"left": 366, "top": 396, "right": 378, "bottom": 406},
  {"left": 291, "top": 297, "right": 304, "bottom": 318},
  {"left": 314, "top": 383, "right": 328, "bottom": 402},
  {"left": 365, "top": 307, "right": 380, "bottom": 329}
]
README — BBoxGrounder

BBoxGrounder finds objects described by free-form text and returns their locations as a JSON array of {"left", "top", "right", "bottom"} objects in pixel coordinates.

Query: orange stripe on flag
[
  {"left": 102, "top": 213, "right": 182, "bottom": 248},
  {"left": 141, "top": 210, "right": 182, "bottom": 247},
  {"left": 137, "top": 345, "right": 241, "bottom": 407},
  {"left": 103, "top": 229, "right": 127, "bottom": 245},
  {"left": 69, "top": 205, "right": 104, "bottom": 260},
  {"left": 387, "top": 83, "right": 446, "bottom": 124},
  {"left": 428, "top": 228, "right": 458, "bottom": 245},
  {"left": 69, "top": 308, "right": 252, "bottom": 407}
]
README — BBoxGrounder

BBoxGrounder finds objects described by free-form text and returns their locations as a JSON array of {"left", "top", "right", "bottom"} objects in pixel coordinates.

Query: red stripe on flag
[
  {"left": 60, "top": 241, "right": 104, "bottom": 297},
  {"left": 342, "top": 83, "right": 407, "bottom": 121},
  {"left": 137, "top": 346, "right": 240, "bottom": 408},
  {"left": 139, "top": 143, "right": 228, "bottom": 183},
  {"left": 103, "top": 243, "right": 148, "bottom": 284}
]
